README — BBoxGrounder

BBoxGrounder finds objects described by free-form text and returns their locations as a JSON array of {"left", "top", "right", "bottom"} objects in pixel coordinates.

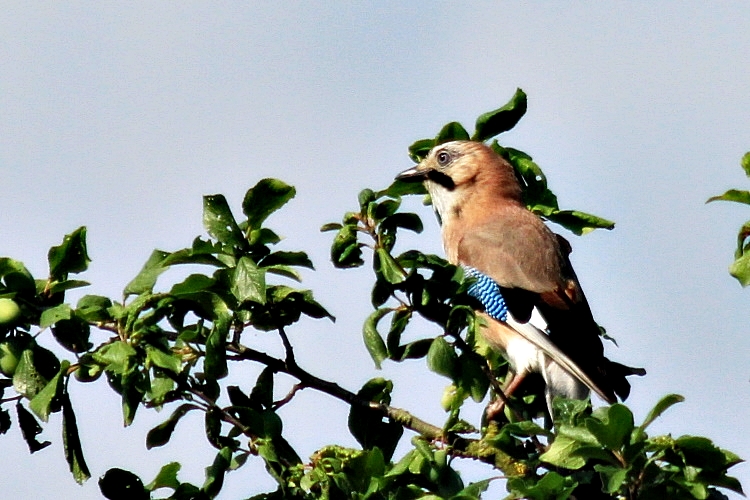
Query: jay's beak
[{"left": 395, "top": 166, "right": 426, "bottom": 181}]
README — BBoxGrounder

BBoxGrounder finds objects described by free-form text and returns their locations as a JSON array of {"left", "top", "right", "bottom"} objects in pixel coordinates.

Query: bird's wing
[{"left": 501, "top": 312, "right": 614, "bottom": 403}]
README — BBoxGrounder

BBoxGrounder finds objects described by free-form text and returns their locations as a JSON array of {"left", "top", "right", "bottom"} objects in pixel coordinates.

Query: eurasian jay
[{"left": 397, "top": 140, "right": 644, "bottom": 415}]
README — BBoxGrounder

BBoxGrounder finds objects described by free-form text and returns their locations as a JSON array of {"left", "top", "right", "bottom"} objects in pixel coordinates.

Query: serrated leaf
[
  {"left": 243, "top": 179, "right": 296, "bottom": 231},
  {"left": 48, "top": 226, "right": 90, "bottom": 281},
  {"left": 472, "top": 89, "right": 527, "bottom": 142},
  {"left": 363, "top": 308, "right": 390, "bottom": 369},
  {"left": 146, "top": 404, "right": 200, "bottom": 449},
  {"left": 231, "top": 257, "right": 266, "bottom": 304}
]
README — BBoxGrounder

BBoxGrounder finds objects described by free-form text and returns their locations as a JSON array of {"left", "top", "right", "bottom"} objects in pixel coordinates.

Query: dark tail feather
[{"left": 605, "top": 360, "right": 646, "bottom": 401}]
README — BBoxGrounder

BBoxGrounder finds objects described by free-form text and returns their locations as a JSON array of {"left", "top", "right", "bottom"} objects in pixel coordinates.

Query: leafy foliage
[
  {"left": 0, "top": 95, "right": 742, "bottom": 499},
  {"left": 708, "top": 151, "right": 750, "bottom": 285}
]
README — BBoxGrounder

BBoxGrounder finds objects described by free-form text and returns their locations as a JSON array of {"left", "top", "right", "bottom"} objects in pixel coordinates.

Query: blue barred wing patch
[{"left": 464, "top": 266, "right": 508, "bottom": 322}]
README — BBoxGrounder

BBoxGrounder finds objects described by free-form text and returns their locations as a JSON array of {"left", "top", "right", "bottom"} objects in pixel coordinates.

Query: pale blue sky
[{"left": 2, "top": 3, "right": 749, "bottom": 498}]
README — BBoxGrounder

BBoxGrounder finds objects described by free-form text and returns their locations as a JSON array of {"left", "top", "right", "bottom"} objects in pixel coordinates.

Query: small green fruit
[
  {"left": 0, "top": 298, "right": 21, "bottom": 325},
  {"left": 0, "top": 339, "right": 25, "bottom": 376}
]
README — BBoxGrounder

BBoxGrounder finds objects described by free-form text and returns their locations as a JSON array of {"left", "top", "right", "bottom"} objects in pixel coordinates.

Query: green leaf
[
  {"left": 202, "top": 447, "right": 233, "bottom": 498},
  {"left": 472, "top": 89, "right": 527, "bottom": 142},
  {"left": 457, "top": 354, "right": 489, "bottom": 403},
  {"left": 436, "top": 121, "right": 470, "bottom": 145},
  {"left": 99, "top": 468, "right": 149, "bottom": 500},
  {"left": 249, "top": 367, "right": 275, "bottom": 410},
  {"left": 204, "top": 194, "right": 246, "bottom": 249},
  {"left": 707, "top": 189, "right": 750, "bottom": 205},
  {"left": 29, "top": 360, "right": 69, "bottom": 422},
  {"left": 380, "top": 178, "right": 428, "bottom": 197},
  {"left": 426, "top": 337, "right": 458, "bottom": 380},
  {"left": 146, "top": 404, "right": 200, "bottom": 449},
  {"left": 205, "top": 315, "right": 229, "bottom": 380},
  {"left": 363, "top": 308, "right": 390, "bottom": 369},
  {"left": 40, "top": 303, "right": 73, "bottom": 328},
  {"left": 587, "top": 404, "right": 634, "bottom": 450},
  {"left": 330, "top": 224, "right": 364, "bottom": 268},
  {"left": 231, "top": 257, "right": 266, "bottom": 304},
  {"left": 506, "top": 471, "right": 577, "bottom": 500},
  {"left": 16, "top": 402, "right": 51, "bottom": 453},
  {"left": 348, "top": 378, "right": 403, "bottom": 462},
  {"left": 62, "top": 392, "right": 91, "bottom": 484},
  {"left": 242, "top": 179, "right": 296, "bottom": 231},
  {"left": 145, "top": 462, "right": 181, "bottom": 492},
  {"left": 385, "top": 308, "right": 411, "bottom": 359},
  {"left": 261, "top": 251, "right": 314, "bottom": 270},
  {"left": 539, "top": 434, "right": 587, "bottom": 469},
  {"left": 124, "top": 250, "right": 170, "bottom": 296},
  {"left": 145, "top": 345, "right": 182, "bottom": 374},
  {"left": 51, "top": 317, "right": 92, "bottom": 353},
  {"left": 48, "top": 226, "right": 90, "bottom": 281},
  {"left": 47, "top": 279, "right": 90, "bottom": 294},
  {"left": 93, "top": 341, "right": 137, "bottom": 375},
  {"left": 320, "top": 222, "right": 342, "bottom": 232},
  {"left": 375, "top": 248, "right": 406, "bottom": 284},
  {"left": 76, "top": 295, "right": 113, "bottom": 322},
  {"left": 742, "top": 151, "right": 750, "bottom": 177},
  {"left": 13, "top": 346, "right": 60, "bottom": 399},
  {"left": 381, "top": 212, "right": 424, "bottom": 234},
  {"left": 637, "top": 393, "right": 684, "bottom": 435},
  {"left": 729, "top": 252, "right": 750, "bottom": 286},
  {"left": 408, "top": 138, "right": 436, "bottom": 163},
  {"left": 594, "top": 464, "right": 629, "bottom": 495},
  {"left": 546, "top": 209, "right": 615, "bottom": 235}
]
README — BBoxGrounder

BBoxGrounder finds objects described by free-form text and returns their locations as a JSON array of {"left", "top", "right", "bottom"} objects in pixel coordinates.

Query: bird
[{"left": 396, "top": 140, "right": 644, "bottom": 416}]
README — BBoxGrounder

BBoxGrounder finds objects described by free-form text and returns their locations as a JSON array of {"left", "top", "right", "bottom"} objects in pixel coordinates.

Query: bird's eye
[{"left": 436, "top": 150, "right": 451, "bottom": 167}]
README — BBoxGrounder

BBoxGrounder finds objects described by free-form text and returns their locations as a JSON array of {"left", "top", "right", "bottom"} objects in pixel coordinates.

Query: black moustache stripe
[{"left": 427, "top": 170, "right": 455, "bottom": 190}]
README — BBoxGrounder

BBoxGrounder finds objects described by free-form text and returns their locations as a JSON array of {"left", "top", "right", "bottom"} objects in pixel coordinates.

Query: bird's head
[{"left": 396, "top": 141, "right": 523, "bottom": 220}]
